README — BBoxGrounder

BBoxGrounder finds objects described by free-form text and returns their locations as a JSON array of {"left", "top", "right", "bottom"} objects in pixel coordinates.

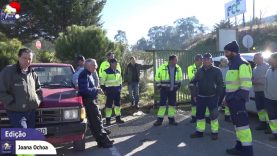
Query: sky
[{"left": 102, "top": 0, "right": 277, "bottom": 45}]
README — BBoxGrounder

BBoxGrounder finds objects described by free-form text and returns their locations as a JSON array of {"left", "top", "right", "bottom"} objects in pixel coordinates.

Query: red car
[{"left": 0, "top": 63, "right": 87, "bottom": 151}]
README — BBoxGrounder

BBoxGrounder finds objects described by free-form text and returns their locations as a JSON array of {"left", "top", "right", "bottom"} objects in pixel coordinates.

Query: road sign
[
  {"left": 35, "top": 40, "right": 41, "bottom": 49},
  {"left": 242, "top": 35, "right": 254, "bottom": 49}
]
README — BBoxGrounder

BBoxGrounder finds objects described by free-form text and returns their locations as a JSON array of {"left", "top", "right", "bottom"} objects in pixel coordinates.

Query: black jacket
[
  {"left": 190, "top": 65, "right": 223, "bottom": 97},
  {"left": 124, "top": 63, "right": 152, "bottom": 83}
]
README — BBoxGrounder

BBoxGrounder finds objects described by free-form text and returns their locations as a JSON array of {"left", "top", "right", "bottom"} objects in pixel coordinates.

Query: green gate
[{"left": 151, "top": 50, "right": 224, "bottom": 105}]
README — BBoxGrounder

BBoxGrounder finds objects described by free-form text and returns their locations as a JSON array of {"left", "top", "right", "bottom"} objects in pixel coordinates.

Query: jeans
[
  {"left": 6, "top": 110, "right": 36, "bottom": 128},
  {"left": 128, "top": 82, "right": 139, "bottom": 104}
]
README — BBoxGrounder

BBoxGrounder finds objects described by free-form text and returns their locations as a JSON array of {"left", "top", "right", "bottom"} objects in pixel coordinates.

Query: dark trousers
[
  {"left": 255, "top": 91, "right": 266, "bottom": 111},
  {"left": 106, "top": 90, "right": 120, "bottom": 108},
  {"left": 196, "top": 96, "right": 218, "bottom": 120},
  {"left": 265, "top": 98, "right": 277, "bottom": 134},
  {"left": 6, "top": 110, "right": 36, "bottom": 128},
  {"left": 159, "top": 88, "right": 177, "bottom": 106},
  {"left": 227, "top": 98, "right": 253, "bottom": 156},
  {"left": 218, "top": 87, "right": 226, "bottom": 106},
  {"left": 83, "top": 98, "right": 108, "bottom": 142}
]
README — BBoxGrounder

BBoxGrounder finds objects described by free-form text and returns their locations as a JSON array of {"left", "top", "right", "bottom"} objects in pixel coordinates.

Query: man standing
[
  {"left": 0, "top": 48, "right": 42, "bottom": 128},
  {"left": 190, "top": 53, "right": 223, "bottom": 140},
  {"left": 124, "top": 56, "right": 152, "bottom": 108},
  {"left": 72, "top": 55, "right": 99, "bottom": 88},
  {"left": 252, "top": 53, "right": 270, "bottom": 133},
  {"left": 264, "top": 52, "right": 277, "bottom": 141},
  {"left": 99, "top": 52, "right": 121, "bottom": 79},
  {"left": 100, "top": 59, "right": 124, "bottom": 126},
  {"left": 78, "top": 59, "right": 113, "bottom": 148},
  {"left": 188, "top": 54, "right": 210, "bottom": 123},
  {"left": 224, "top": 41, "right": 253, "bottom": 156},
  {"left": 154, "top": 55, "right": 182, "bottom": 126}
]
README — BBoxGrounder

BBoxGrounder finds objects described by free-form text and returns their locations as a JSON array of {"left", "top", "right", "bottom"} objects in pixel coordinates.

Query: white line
[{"left": 109, "top": 146, "right": 122, "bottom": 156}]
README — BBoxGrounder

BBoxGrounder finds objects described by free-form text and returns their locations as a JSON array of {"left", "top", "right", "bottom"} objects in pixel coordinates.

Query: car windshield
[{"left": 32, "top": 66, "right": 73, "bottom": 88}]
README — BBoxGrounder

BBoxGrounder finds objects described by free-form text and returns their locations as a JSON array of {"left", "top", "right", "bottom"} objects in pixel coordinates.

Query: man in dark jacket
[
  {"left": 124, "top": 56, "right": 152, "bottom": 108},
  {"left": 190, "top": 53, "right": 223, "bottom": 140},
  {"left": 0, "top": 48, "right": 42, "bottom": 128},
  {"left": 78, "top": 58, "right": 113, "bottom": 148}
]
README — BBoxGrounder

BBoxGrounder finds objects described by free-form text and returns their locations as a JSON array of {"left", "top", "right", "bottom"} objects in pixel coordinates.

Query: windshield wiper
[{"left": 41, "top": 83, "right": 73, "bottom": 88}]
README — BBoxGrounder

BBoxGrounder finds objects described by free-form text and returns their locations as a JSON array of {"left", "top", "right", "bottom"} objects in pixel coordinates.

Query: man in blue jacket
[{"left": 78, "top": 58, "right": 113, "bottom": 148}]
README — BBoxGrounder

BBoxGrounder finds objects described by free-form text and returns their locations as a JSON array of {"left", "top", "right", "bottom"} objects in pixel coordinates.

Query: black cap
[
  {"left": 106, "top": 52, "right": 114, "bottom": 57},
  {"left": 76, "top": 55, "right": 85, "bottom": 61},
  {"left": 109, "top": 58, "right": 117, "bottom": 64},
  {"left": 194, "top": 54, "right": 203, "bottom": 61},
  {"left": 224, "top": 41, "right": 239, "bottom": 53},
  {"left": 203, "top": 53, "right": 212, "bottom": 59}
]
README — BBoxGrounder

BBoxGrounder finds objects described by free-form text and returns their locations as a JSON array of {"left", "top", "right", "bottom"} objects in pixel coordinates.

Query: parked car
[
  {"left": 213, "top": 52, "right": 273, "bottom": 113},
  {"left": 0, "top": 63, "right": 87, "bottom": 151}
]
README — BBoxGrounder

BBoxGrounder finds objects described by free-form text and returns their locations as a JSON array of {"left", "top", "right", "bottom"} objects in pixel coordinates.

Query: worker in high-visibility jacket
[
  {"left": 99, "top": 52, "right": 121, "bottom": 79},
  {"left": 154, "top": 55, "right": 183, "bottom": 126},
  {"left": 189, "top": 53, "right": 223, "bottom": 140},
  {"left": 264, "top": 52, "right": 277, "bottom": 141},
  {"left": 224, "top": 41, "right": 253, "bottom": 156},
  {"left": 100, "top": 58, "right": 124, "bottom": 126},
  {"left": 188, "top": 54, "right": 210, "bottom": 123}
]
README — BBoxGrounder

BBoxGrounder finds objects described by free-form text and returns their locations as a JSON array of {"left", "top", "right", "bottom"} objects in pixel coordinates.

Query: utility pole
[{"left": 253, "top": 0, "right": 255, "bottom": 25}]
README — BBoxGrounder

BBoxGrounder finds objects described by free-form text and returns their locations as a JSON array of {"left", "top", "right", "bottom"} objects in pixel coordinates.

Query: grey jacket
[
  {"left": 252, "top": 63, "right": 270, "bottom": 92},
  {"left": 0, "top": 63, "right": 42, "bottom": 112},
  {"left": 265, "top": 68, "right": 277, "bottom": 100}
]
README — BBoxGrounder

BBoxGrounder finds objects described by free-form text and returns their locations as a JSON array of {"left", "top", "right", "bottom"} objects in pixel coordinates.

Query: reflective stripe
[
  {"left": 236, "top": 125, "right": 250, "bottom": 131},
  {"left": 211, "top": 119, "right": 219, "bottom": 133},
  {"left": 226, "top": 89, "right": 239, "bottom": 92},
  {"left": 240, "top": 77, "right": 252, "bottom": 81},
  {"left": 270, "top": 119, "right": 277, "bottom": 123},
  {"left": 105, "top": 108, "right": 113, "bottom": 118},
  {"left": 240, "top": 87, "right": 251, "bottom": 91},
  {"left": 157, "top": 106, "right": 166, "bottom": 118},
  {"left": 225, "top": 81, "right": 240, "bottom": 85},
  {"left": 241, "top": 142, "right": 253, "bottom": 146},
  {"left": 168, "top": 106, "right": 176, "bottom": 117},
  {"left": 114, "top": 106, "right": 121, "bottom": 116}
]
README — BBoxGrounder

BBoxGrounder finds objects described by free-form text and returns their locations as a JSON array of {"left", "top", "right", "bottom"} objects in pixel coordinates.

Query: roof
[{"left": 31, "top": 63, "right": 73, "bottom": 67}]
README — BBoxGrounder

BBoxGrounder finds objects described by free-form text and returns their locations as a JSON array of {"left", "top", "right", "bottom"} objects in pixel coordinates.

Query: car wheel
[{"left": 73, "top": 138, "right": 86, "bottom": 151}]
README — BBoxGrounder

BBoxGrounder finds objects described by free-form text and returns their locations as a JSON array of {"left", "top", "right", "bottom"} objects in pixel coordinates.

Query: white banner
[
  {"left": 15, "top": 140, "right": 57, "bottom": 155},
  {"left": 225, "top": 0, "right": 246, "bottom": 19}
]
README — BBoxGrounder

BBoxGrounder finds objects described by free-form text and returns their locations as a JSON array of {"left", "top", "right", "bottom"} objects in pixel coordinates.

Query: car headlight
[{"left": 63, "top": 109, "right": 79, "bottom": 120}]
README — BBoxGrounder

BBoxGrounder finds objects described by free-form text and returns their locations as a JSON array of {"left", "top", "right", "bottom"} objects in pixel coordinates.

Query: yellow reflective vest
[
  {"left": 155, "top": 63, "right": 183, "bottom": 89},
  {"left": 99, "top": 60, "right": 121, "bottom": 78}
]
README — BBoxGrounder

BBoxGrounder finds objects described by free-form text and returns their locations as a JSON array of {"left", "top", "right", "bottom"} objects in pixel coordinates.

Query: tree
[
  {"left": 0, "top": 33, "right": 22, "bottom": 70},
  {"left": 0, "top": 0, "right": 106, "bottom": 43},
  {"left": 213, "top": 20, "right": 233, "bottom": 32},
  {"left": 114, "top": 30, "right": 128, "bottom": 44},
  {"left": 55, "top": 25, "right": 122, "bottom": 65}
]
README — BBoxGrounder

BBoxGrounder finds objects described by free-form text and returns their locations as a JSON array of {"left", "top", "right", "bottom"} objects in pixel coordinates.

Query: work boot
[
  {"left": 211, "top": 133, "right": 218, "bottom": 140},
  {"left": 255, "top": 122, "right": 266, "bottom": 130},
  {"left": 168, "top": 118, "right": 178, "bottom": 126},
  {"left": 226, "top": 148, "right": 241, "bottom": 155},
  {"left": 116, "top": 116, "right": 125, "bottom": 124},
  {"left": 265, "top": 124, "right": 272, "bottom": 134},
  {"left": 153, "top": 118, "right": 163, "bottom": 126},
  {"left": 190, "top": 131, "right": 204, "bottom": 138},
  {"left": 190, "top": 116, "right": 196, "bottom": 123},
  {"left": 269, "top": 134, "right": 277, "bottom": 141},
  {"left": 225, "top": 115, "right": 232, "bottom": 122},
  {"left": 205, "top": 117, "right": 211, "bottom": 124},
  {"left": 106, "top": 118, "right": 111, "bottom": 126}
]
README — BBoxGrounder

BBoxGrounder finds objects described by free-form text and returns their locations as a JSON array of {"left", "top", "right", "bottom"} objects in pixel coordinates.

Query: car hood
[{"left": 40, "top": 88, "right": 83, "bottom": 108}]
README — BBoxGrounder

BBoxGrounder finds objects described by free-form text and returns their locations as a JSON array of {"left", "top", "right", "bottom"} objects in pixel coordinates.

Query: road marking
[
  {"left": 109, "top": 146, "right": 122, "bottom": 156},
  {"left": 125, "top": 141, "right": 157, "bottom": 156}
]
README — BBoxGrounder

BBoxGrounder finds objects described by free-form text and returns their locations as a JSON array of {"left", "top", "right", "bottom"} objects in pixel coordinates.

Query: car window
[{"left": 32, "top": 66, "right": 73, "bottom": 88}]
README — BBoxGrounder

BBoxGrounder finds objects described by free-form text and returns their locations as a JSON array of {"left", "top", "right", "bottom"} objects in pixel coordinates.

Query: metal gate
[{"left": 151, "top": 50, "right": 224, "bottom": 105}]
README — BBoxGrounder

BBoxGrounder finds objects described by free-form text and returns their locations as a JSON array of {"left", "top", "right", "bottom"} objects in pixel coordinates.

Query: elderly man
[
  {"left": 0, "top": 48, "right": 42, "bottom": 128},
  {"left": 78, "top": 58, "right": 113, "bottom": 148}
]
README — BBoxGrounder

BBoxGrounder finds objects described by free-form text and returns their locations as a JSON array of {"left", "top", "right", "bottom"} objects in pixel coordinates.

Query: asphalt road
[{"left": 56, "top": 110, "right": 277, "bottom": 156}]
